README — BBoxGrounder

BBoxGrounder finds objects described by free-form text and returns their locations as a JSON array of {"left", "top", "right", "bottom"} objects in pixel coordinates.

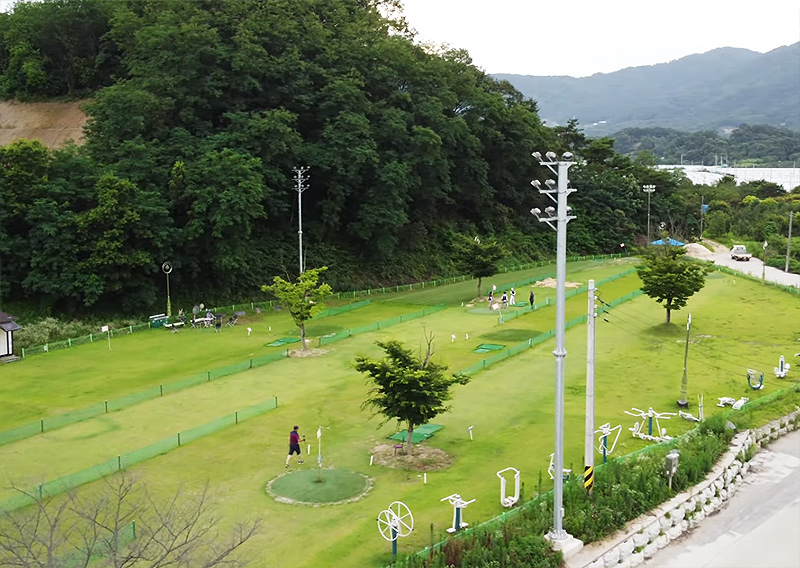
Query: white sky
[
  {"left": 399, "top": 0, "right": 800, "bottom": 77},
  {"left": 0, "top": 0, "right": 797, "bottom": 77}
]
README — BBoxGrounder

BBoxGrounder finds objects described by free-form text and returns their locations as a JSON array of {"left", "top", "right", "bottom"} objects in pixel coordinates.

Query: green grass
[
  {"left": 269, "top": 469, "right": 370, "bottom": 504},
  {"left": 2, "top": 260, "right": 799, "bottom": 568}
]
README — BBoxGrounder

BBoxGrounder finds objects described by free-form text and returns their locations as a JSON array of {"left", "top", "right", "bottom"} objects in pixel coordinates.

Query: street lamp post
[
  {"left": 161, "top": 261, "right": 173, "bottom": 318},
  {"left": 293, "top": 166, "right": 310, "bottom": 274},
  {"left": 531, "top": 151, "right": 581, "bottom": 553},
  {"left": 643, "top": 185, "right": 656, "bottom": 244},
  {"left": 762, "top": 241, "right": 768, "bottom": 280}
]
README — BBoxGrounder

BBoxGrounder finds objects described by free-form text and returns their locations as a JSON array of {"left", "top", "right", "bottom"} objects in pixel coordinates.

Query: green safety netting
[{"left": 388, "top": 424, "right": 443, "bottom": 444}]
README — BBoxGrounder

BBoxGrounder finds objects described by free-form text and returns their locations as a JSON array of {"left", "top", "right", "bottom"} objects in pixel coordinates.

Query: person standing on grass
[
  {"left": 500, "top": 291, "right": 508, "bottom": 308},
  {"left": 510, "top": 288, "right": 516, "bottom": 306},
  {"left": 286, "top": 425, "right": 305, "bottom": 467},
  {"left": 530, "top": 290, "right": 535, "bottom": 309}
]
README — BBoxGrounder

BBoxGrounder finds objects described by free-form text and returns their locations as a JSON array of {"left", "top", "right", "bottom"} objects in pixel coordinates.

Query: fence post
[
  {"left": 22, "top": 348, "right": 25, "bottom": 358},
  {"left": 118, "top": 455, "right": 122, "bottom": 470},
  {"left": 275, "top": 395, "right": 278, "bottom": 407},
  {"left": 177, "top": 432, "right": 181, "bottom": 446},
  {"left": 40, "top": 419, "right": 44, "bottom": 433},
  {"left": 105, "top": 401, "right": 108, "bottom": 413},
  {"left": 68, "top": 338, "right": 71, "bottom": 347},
  {"left": 235, "top": 411, "right": 239, "bottom": 424},
  {"left": 207, "top": 371, "right": 211, "bottom": 381},
  {"left": 249, "top": 358, "right": 253, "bottom": 369},
  {"left": 160, "top": 384, "right": 163, "bottom": 396}
]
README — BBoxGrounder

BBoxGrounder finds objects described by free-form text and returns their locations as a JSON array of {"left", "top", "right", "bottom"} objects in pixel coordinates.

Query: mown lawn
[{"left": 2, "top": 260, "right": 799, "bottom": 568}]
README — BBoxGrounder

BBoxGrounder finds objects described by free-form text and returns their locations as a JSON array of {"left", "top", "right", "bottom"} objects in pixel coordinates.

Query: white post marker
[
  {"left": 102, "top": 325, "right": 111, "bottom": 351},
  {"left": 468, "top": 425, "right": 474, "bottom": 440},
  {"left": 247, "top": 327, "right": 252, "bottom": 336},
  {"left": 370, "top": 455, "right": 374, "bottom": 466},
  {"left": 465, "top": 333, "right": 469, "bottom": 340},
  {"left": 317, "top": 425, "right": 322, "bottom": 468},
  {"left": 451, "top": 334, "right": 456, "bottom": 343}
]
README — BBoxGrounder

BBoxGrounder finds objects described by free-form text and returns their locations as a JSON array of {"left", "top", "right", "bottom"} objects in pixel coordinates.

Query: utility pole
[
  {"left": 531, "top": 151, "right": 581, "bottom": 555},
  {"left": 643, "top": 185, "right": 656, "bottom": 244},
  {"left": 293, "top": 167, "right": 310, "bottom": 274},
  {"left": 762, "top": 241, "right": 768, "bottom": 280},
  {"left": 584, "top": 280, "right": 596, "bottom": 494},
  {"left": 677, "top": 314, "right": 691, "bottom": 408},
  {"left": 786, "top": 211, "right": 794, "bottom": 273}
]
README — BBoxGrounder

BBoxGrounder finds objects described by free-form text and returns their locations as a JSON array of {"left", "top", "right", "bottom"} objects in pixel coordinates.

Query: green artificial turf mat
[
  {"left": 265, "top": 337, "right": 301, "bottom": 347},
  {"left": 473, "top": 343, "right": 505, "bottom": 352},
  {"left": 268, "top": 469, "right": 370, "bottom": 505},
  {"left": 387, "top": 423, "right": 443, "bottom": 443}
]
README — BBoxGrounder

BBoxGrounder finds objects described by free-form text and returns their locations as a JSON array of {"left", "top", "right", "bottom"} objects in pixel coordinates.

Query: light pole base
[
  {"left": 545, "top": 532, "right": 583, "bottom": 560},
  {"left": 677, "top": 399, "right": 689, "bottom": 408}
]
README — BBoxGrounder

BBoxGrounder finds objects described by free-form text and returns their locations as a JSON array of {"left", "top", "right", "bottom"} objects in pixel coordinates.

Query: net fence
[
  {"left": 318, "top": 304, "right": 447, "bottom": 346},
  {"left": 0, "top": 397, "right": 279, "bottom": 512},
  {"left": 456, "top": 290, "right": 643, "bottom": 377}
]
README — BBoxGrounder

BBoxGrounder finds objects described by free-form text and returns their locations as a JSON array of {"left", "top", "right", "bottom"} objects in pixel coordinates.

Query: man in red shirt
[{"left": 286, "top": 425, "right": 305, "bottom": 468}]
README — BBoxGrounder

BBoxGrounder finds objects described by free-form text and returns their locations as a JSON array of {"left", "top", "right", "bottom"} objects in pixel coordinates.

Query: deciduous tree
[
  {"left": 262, "top": 267, "right": 332, "bottom": 350},
  {"left": 453, "top": 234, "right": 506, "bottom": 300},
  {"left": 636, "top": 244, "right": 709, "bottom": 323},
  {"left": 355, "top": 335, "right": 469, "bottom": 456}
]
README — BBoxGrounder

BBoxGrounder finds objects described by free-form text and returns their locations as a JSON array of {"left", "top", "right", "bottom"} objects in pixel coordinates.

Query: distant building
[{"left": 0, "top": 312, "right": 21, "bottom": 358}]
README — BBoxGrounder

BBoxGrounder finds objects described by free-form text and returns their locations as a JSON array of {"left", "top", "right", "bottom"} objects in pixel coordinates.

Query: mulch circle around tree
[
  {"left": 267, "top": 469, "right": 372, "bottom": 506},
  {"left": 369, "top": 443, "right": 454, "bottom": 472}
]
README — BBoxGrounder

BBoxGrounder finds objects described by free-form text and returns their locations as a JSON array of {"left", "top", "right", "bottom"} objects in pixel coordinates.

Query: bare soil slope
[{"left": 0, "top": 100, "right": 88, "bottom": 148}]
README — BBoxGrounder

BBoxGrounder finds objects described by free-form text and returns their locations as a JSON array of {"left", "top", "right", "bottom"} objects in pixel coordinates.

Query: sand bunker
[{"left": 534, "top": 277, "right": 581, "bottom": 289}]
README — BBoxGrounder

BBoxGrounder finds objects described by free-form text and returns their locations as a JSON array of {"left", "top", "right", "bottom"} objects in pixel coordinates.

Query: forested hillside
[
  {"left": 0, "top": 0, "right": 796, "bottom": 317},
  {"left": 612, "top": 124, "right": 800, "bottom": 166},
  {"left": 494, "top": 44, "right": 800, "bottom": 135}
]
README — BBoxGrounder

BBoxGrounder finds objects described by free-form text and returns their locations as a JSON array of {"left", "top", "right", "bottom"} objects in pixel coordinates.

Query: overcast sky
[
  {"left": 399, "top": 0, "right": 800, "bottom": 77},
  {"left": 0, "top": 0, "right": 797, "bottom": 78}
]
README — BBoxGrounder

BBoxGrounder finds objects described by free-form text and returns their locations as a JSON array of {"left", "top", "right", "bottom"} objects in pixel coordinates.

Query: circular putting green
[{"left": 267, "top": 469, "right": 371, "bottom": 506}]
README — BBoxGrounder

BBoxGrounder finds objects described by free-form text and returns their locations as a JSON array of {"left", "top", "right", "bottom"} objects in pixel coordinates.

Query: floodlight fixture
[{"left": 546, "top": 151, "right": 557, "bottom": 161}]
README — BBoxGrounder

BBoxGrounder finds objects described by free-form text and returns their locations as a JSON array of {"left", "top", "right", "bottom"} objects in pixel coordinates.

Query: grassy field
[{"left": 1, "top": 259, "right": 799, "bottom": 568}]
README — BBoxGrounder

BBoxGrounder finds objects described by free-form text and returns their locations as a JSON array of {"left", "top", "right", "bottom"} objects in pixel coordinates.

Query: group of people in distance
[{"left": 487, "top": 287, "right": 535, "bottom": 309}]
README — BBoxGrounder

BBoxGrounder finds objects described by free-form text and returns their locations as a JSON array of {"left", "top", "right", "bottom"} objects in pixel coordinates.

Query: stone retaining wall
[{"left": 568, "top": 408, "right": 800, "bottom": 568}]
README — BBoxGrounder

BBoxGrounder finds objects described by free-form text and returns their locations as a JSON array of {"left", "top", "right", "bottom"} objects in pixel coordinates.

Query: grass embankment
[{"left": 2, "top": 259, "right": 799, "bottom": 568}]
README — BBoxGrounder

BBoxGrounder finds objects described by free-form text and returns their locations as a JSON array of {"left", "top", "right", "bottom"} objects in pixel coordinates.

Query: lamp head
[
  {"left": 530, "top": 207, "right": 541, "bottom": 218},
  {"left": 545, "top": 179, "right": 556, "bottom": 189},
  {"left": 530, "top": 179, "right": 542, "bottom": 188},
  {"left": 532, "top": 151, "right": 542, "bottom": 161},
  {"left": 545, "top": 151, "right": 557, "bottom": 161},
  {"left": 562, "top": 152, "right": 573, "bottom": 160},
  {"left": 544, "top": 206, "right": 555, "bottom": 216}
]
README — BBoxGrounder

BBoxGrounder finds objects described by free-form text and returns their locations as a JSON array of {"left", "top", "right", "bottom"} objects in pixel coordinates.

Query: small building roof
[{"left": 0, "top": 312, "right": 21, "bottom": 332}]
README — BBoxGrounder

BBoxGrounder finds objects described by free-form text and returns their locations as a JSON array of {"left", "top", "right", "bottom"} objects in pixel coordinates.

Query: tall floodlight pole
[
  {"left": 786, "top": 211, "right": 794, "bottom": 273},
  {"left": 531, "top": 151, "right": 580, "bottom": 551},
  {"left": 699, "top": 196, "right": 705, "bottom": 239},
  {"left": 677, "top": 314, "right": 691, "bottom": 408},
  {"left": 762, "top": 241, "right": 768, "bottom": 280},
  {"left": 643, "top": 185, "right": 656, "bottom": 244},
  {"left": 293, "top": 166, "right": 310, "bottom": 274},
  {"left": 584, "top": 279, "right": 596, "bottom": 494}
]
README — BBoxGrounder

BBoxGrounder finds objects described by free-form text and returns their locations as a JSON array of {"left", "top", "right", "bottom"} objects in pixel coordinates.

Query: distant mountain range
[{"left": 493, "top": 43, "right": 800, "bottom": 136}]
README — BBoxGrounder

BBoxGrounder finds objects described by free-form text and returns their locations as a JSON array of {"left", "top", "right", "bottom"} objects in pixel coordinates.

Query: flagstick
[{"left": 317, "top": 425, "right": 322, "bottom": 483}]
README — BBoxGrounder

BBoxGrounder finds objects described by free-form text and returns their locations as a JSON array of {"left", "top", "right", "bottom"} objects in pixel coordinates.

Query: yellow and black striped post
[{"left": 584, "top": 465, "right": 594, "bottom": 493}]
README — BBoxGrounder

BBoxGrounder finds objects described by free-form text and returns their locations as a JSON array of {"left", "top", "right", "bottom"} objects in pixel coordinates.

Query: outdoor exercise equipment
[
  {"left": 747, "top": 369, "right": 765, "bottom": 390},
  {"left": 440, "top": 494, "right": 476, "bottom": 534},
  {"left": 732, "top": 397, "right": 749, "bottom": 410},
  {"left": 594, "top": 423, "right": 621, "bottom": 463},
  {"left": 496, "top": 467, "right": 520, "bottom": 508},
  {"left": 774, "top": 355, "right": 791, "bottom": 378},
  {"left": 376, "top": 501, "right": 414, "bottom": 559},
  {"left": 717, "top": 397, "right": 736, "bottom": 407},
  {"left": 625, "top": 407, "right": 675, "bottom": 442},
  {"left": 548, "top": 453, "right": 571, "bottom": 481},
  {"left": 679, "top": 394, "right": 704, "bottom": 422}
]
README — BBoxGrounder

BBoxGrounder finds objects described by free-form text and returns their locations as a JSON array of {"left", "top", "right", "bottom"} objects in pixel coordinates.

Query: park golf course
[{"left": 2, "top": 256, "right": 800, "bottom": 568}]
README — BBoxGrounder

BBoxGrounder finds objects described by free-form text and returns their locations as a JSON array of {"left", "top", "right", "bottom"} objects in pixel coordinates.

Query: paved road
[
  {"left": 708, "top": 242, "right": 800, "bottom": 288},
  {"left": 645, "top": 429, "right": 800, "bottom": 568}
]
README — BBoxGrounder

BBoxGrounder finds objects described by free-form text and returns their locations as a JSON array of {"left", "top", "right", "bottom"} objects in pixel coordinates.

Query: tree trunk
[
  {"left": 406, "top": 423, "right": 414, "bottom": 456},
  {"left": 665, "top": 307, "right": 671, "bottom": 323},
  {"left": 300, "top": 323, "right": 307, "bottom": 350},
  {"left": 477, "top": 277, "right": 482, "bottom": 301}
]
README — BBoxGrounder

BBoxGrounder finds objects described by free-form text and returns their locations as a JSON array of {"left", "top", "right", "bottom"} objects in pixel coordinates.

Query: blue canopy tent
[{"left": 651, "top": 238, "right": 685, "bottom": 246}]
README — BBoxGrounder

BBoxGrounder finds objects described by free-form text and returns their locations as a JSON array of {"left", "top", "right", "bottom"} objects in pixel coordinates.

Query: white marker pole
[
  {"left": 424, "top": 473, "right": 427, "bottom": 484},
  {"left": 468, "top": 426, "right": 474, "bottom": 440},
  {"left": 370, "top": 455, "right": 374, "bottom": 466}
]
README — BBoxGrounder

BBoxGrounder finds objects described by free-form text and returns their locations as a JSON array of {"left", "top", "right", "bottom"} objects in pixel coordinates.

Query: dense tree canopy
[{"left": 0, "top": 0, "right": 793, "bottom": 318}]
